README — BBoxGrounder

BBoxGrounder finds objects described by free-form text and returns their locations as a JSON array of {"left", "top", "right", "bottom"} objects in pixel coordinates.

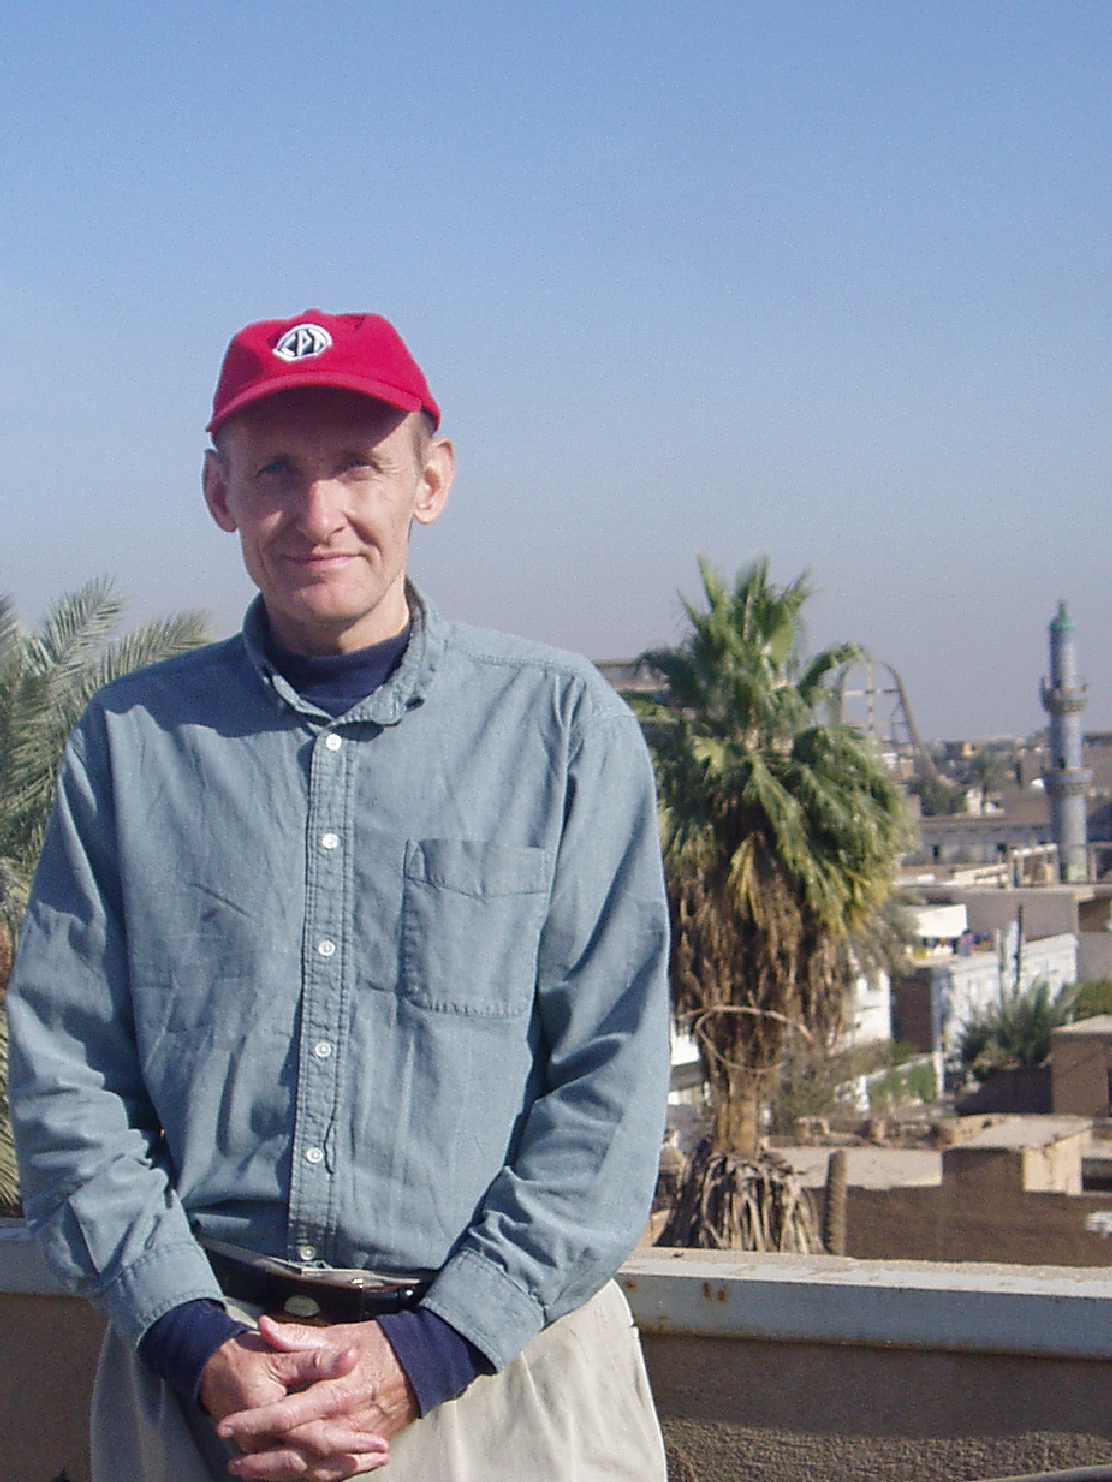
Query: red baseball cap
[{"left": 208, "top": 310, "right": 440, "bottom": 435}]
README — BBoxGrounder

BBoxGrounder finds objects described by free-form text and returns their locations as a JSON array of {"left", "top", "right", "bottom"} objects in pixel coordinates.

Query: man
[{"left": 8, "top": 311, "right": 670, "bottom": 1481}]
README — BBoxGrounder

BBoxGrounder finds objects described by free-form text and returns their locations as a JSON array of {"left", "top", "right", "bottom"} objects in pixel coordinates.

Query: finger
[
  {"left": 265, "top": 1344, "right": 360, "bottom": 1389},
  {"left": 228, "top": 1443, "right": 388, "bottom": 1482},
  {"left": 258, "top": 1315, "right": 337, "bottom": 1352},
  {"left": 227, "top": 1444, "right": 310, "bottom": 1479},
  {"left": 217, "top": 1372, "right": 359, "bottom": 1443},
  {"left": 283, "top": 1422, "right": 390, "bottom": 1459},
  {"left": 304, "top": 1452, "right": 391, "bottom": 1482}
]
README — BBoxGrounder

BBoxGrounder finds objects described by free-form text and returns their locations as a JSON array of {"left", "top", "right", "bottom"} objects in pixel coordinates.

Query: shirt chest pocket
[{"left": 400, "top": 838, "right": 550, "bottom": 1016}]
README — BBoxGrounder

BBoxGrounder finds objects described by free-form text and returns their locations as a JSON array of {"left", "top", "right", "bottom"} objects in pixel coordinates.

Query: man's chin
[{"left": 265, "top": 597, "right": 405, "bottom": 656}]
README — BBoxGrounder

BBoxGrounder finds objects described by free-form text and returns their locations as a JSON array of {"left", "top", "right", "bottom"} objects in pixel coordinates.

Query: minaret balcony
[
  {"left": 1044, "top": 771, "right": 1091, "bottom": 799},
  {"left": 1040, "top": 681, "right": 1088, "bottom": 715}
]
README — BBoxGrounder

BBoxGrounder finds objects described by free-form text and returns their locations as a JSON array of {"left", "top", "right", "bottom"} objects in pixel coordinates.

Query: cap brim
[{"left": 207, "top": 371, "right": 425, "bottom": 435}]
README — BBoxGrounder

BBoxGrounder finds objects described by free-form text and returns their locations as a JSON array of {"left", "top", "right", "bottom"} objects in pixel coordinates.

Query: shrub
[
  {"left": 959, "top": 978, "right": 1077, "bottom": 1078},
  {"left": 1072, "top": 979, "right": 1112, "bottom": 1021}
]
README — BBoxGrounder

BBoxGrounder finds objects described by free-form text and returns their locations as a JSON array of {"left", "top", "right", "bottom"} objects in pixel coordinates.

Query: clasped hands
[{"left": 200, "top": 1315, "right": 417, "bottom": 1480}]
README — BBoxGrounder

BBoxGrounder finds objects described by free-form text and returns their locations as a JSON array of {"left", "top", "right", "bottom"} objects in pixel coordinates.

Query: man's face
[{"left": 203, "top": 387, "right": 453, "bottom": 656}]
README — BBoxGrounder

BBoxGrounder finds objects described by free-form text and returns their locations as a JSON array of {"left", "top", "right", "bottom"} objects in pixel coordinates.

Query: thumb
[
  {"left": 267, "top": 1342, "right": 360, "bottom": 1387},
  {"left": 256, "top": 1314, "right": 334, "bottom": 1351}
]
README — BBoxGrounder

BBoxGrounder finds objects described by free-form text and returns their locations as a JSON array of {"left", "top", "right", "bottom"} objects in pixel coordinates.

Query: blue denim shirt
[{"left": 7, "top": 590, "right": 670, "bottom": 1369}]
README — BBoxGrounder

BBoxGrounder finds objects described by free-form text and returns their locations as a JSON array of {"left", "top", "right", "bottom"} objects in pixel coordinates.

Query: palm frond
[
  {"left": 0, "top": 596, "right": 21, "bottom": 672},
  {"left": 77, "top": 611, "right": 211, "bottom": 699},
  {"left": 22, "top": 577, "right": 123, "bottom": 678}
]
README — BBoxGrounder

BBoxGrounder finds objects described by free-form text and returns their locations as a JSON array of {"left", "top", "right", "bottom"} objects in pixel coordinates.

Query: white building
[{"left": 892, "top": 902, "right": 1078, "bottom": 1061}]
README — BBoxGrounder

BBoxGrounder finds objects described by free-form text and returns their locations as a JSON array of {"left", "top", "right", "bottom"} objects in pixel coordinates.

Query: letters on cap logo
[{"left": 273, "top": 324, "right": 333, "bottom": 362}]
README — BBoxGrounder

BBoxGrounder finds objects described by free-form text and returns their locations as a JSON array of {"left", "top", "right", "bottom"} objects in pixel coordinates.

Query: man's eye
[{"left": 258, "top": 460, "right": 292, "bottom": 478}]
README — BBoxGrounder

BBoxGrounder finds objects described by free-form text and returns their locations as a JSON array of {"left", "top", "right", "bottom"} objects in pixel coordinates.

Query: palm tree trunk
[
  {"left": 712, "top": 1068, "right": 763, "bottom": 1157},
  {"left": 656, "top": 1138, "right": 820, "bottom": 1251}
]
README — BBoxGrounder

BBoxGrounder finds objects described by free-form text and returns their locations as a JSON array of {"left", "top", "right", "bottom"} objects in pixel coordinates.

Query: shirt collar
[{"left": 241, "top": 580, "right": 444, "bottom": 726}]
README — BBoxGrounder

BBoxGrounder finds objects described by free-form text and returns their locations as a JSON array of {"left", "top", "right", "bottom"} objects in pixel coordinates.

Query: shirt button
[
  {"left": 324, "top": 733, "right": 342, "bottom": 751},
  {"left": 298, "top": 1245, "right": 317, "bottom": 1262},
  {"left": 320, "top": 832, "right": 339, "bottom": 851},
  {"left": 317, "top": 939, "right": 336, "bottom": 958},
  {"left": 304, "top": 1146, "right": 324, "bottom": 1165},
  {"left": 313, "top": 1041, "right": 333, "bottom": 1059}
]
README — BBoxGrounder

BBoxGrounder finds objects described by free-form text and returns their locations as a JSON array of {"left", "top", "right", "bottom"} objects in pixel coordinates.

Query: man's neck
[
  {"left": 265, "top": 588, "right": 410, "bottom": 658},
  {"left": 263, "top": 617, "right": 412, "bottom": 718}
]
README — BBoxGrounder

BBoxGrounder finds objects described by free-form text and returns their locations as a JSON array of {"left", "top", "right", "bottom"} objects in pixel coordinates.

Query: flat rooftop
[
  {"left": 777, "top": 1118, "right": 1095, "bottom": 1187},
  {"left": 1057, "top": 1015, "right": 1112, "bottom": 1035},
  {"left": 777, "top": 1146, "right": 941, "bottom": 1188},
  {"left": 954, "top": 1116, "right": 1090, "bottom": 1150}
]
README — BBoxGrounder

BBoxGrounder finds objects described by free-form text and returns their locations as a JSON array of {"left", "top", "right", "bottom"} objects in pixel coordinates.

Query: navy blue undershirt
[
  {"left": 138, "top": 619, "right": 491, "bottom": 1411},
  {"left": 262, "top": 621, "right": 412, "bottom": 717}
]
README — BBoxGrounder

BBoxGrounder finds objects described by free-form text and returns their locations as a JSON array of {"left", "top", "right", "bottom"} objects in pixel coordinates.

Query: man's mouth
[{"left": 285, "top": 552, "right": 360, "bottom": 571}]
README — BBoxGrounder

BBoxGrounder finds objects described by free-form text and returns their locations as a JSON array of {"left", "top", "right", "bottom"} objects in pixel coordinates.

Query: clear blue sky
[{"left": 3, "top": 2, "right": 1110, "bottom": 738}]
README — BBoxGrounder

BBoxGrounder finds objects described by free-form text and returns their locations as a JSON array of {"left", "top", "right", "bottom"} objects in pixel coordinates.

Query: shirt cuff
[
  {"left": 137, "top": 1298, "right": 251, "bottom": 1405},
  {"left": 377, "top": 1307, "right": 494, "bottom": 1416}
]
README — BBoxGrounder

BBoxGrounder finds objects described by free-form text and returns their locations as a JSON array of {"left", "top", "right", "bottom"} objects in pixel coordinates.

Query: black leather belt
[{"left": 203, "top": 1244, "right": 431, "bottom": 1324}]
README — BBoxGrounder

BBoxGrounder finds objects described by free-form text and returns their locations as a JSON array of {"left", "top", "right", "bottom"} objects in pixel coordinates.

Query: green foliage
[
  {"left": 633, "top": 557, "right": 915, "bottom": 1156},
  {"left": 959, "top": 978, "right": 1078, "bottom": 1077},
  {"left": 868, "top": 1058, "right": 936, "bottom": 1114},
  {"left": 959, "top": 746, "right": 1014, "bottom": 800},
  {"left": 770, "top": 1040, "right": 895, "bottom": 1132},
  {"left": 770, "top": 1039, "right": 932, "bottom": 1131},
  {"left": 908, "top": 774, "right": 964, "bottom": 816},
  {"left": 1072, "top": 979, "right": 1112, "bottom": 1021}
]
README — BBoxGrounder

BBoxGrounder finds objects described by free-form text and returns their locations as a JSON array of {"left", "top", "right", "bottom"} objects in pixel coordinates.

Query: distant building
[
  {"left": 907, "top": 797, "right": 1056, "bottom": 877},
  {"left": 846, "top": 969, "right": 892, "bottom": 1045},
  {"left": 1051, "top": 1017, "right": 1112, "bottom": 1118},
  {"left": 891, "top": 902, "right": 1077, "bottom": 1061},
  {"left": 593, "top": 657, "right": 663, "bottom": 697}
]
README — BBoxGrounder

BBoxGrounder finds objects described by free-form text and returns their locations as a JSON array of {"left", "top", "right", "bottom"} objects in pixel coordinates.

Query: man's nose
[{"left": 295, "top": 479, "right": 347, "bottom": 540}]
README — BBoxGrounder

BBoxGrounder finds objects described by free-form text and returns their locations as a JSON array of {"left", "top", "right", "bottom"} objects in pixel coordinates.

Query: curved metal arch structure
[{"left": 832, "top": 658, "right": 937, "bottom": 781}]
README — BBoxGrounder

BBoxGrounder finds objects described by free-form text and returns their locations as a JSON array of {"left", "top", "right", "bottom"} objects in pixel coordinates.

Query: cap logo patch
[{"left": 273, "top": 324, "right": 333, "bottom": 362}]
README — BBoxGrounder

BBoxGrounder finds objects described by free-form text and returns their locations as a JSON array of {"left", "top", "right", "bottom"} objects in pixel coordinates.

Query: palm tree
[
  {"left": 0, "top": 578, "right": 210, "bottom": 1211},
  {"left": 960, "top": 977, "right": 1078, "bottom": 1079},
  {"left": 959, "top": 745, "right": 1014, "bottom": 810},
  {"left": 633, "top": 558, "right": 914, "bottom": 1246}
]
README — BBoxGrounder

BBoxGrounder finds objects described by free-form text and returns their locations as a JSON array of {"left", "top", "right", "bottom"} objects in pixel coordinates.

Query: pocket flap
[{"left": 403, "top": 838, "right": 548, "bottom": 898}]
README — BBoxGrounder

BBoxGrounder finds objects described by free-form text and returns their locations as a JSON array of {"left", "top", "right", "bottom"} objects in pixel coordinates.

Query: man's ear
[
  {"left": 203, "top": 449, "right": 238, "bottom": 533},
  {"left": 413, "top": 438, "right": 455, "bottom": 528}
]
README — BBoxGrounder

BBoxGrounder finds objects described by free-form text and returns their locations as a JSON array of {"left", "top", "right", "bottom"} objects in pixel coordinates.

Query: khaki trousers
[{"left": 91, "top": 1280, "right": 666, "bottom": 1481}]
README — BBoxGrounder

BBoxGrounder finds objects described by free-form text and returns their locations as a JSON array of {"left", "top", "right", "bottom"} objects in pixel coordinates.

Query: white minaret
[{"left": 1040, "top": 600, "right": 1090, "bottom": 883}]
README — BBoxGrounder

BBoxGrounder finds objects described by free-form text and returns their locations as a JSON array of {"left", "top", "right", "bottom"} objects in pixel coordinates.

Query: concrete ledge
[
  {"left": 6, "top": 1220, "right": 1112, "bottom": 1361},
  {"left": 620, "top": 1249, "right": 1112, "bottom": 1360}
]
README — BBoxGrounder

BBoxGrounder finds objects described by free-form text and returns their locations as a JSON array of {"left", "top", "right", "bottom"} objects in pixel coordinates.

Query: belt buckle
[
  {"left": 284, "top": 1272, "right": 363, "bottom": 1321},
  {"left": 275, "top": 1292, "right": 332, "bottom": 1323}
]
